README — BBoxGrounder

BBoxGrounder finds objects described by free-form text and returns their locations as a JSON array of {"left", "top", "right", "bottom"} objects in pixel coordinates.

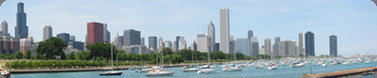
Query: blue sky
[{"left": 0, "top": 0, "right": 376, "bottom": 56}]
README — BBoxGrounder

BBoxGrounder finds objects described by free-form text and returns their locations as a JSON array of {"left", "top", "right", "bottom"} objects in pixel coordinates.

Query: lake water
[{"left": 10, "top": 62, "right": 377, "bottom": 78}]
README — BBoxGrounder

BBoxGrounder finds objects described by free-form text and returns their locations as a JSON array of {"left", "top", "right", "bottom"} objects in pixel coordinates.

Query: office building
[
  {"left": 148, "top": 36, "right": 157, "bottom": 52},
  {"left": 329, "top": 35, "right": 337, "bottom": 57},
  {"left": 43, "top": 25, "right": 53, "bottom": 40},
  {"left": 123, "top": 29, "right": 141, "bottom": 46},
  {"left": 235, "top": 38, "right": 250, "bottom": 56},
  {"left": 219, "top": 8, "right": 230, "bottom": 54},
  {"left": 305, "top": 31, "right": 315, "bottom": 57},
  {"left": 248, "top": 30, "right": 253, "bottom": 39},
  {"left": 250, "top": 37, "right": 259, "bottom": 56},
  {"left": 264, "top": 38, "right": 271, "bottom": 56},
  {"left": 208, "top": 21, "right": 215, "bottom": 52},
  {"left": 298, "top": 33, "right": 304, "bottom": 56},
  {"left": 1, "top": 21, "right": 8, "bottom": 35},
  {"left": 87, "top": 22, "right": 104, "bottom": 44},
  {"left": 197, "top": 34, "right": 209, "bottom": 52},
  {"left": 57, "top": 33, "right": 70, "bottom": 45},
  {"left": 158, "top": 37, "right": 164, "bottom": 52},
  {"left": 15, "top": 2, "right": 29, "bottom": 39}
]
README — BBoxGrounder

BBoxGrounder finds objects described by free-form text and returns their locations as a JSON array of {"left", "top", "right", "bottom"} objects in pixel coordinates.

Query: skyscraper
[
  {"left": 175, "top": 36, "right": 182, "bottom": 50},
  {"left": 272, "top": 37, "right": 281, "bottom": 57},
  {"left": 57, "top": 33, "right": 70, "bottom": 45},
  {"left": 248, "top": 30, "right": 253, "bottom": 39},
  {"left": 15, "top": 2, "right": 29, "bottom": 39},
  {"left": 305, "top": 31, "right": 315, "bottom": 57},
  {"left": 87, "top": 22, "right": 104, "bottom": 44},
  {"left": 235, "top": 38, "right": 250, "bottom": 56},
  {"left": 43, "top": 25, "right": 52, "bottom": 40},
  {"left": 148, "top": 36, "right": 157, "bottom": 52},
  {"left": 329, "top": 35, "right": 337, "bottom": 57},
  {"left": 208, "top": 21, "right": 215, "bottom": 52},
  {"left": 250, "top": 37, "right": 259, "bottom": 56},
  {"left": 264, "top": 38, "right": 271, "bottom": 56},
  {"left": 197, "top": 34, "right": 209, "bottom": 52},
  {"left": 103, "top": 24, "right": 110, "bottom": 43},
  {"left": 219, "top": 8, "right": 230, "bottom": 54},
  {"left": 1, "top": 21, "right": 8, "bottom": 35},
  {"left": 298, "top": 33, "right": 304, "bottom": 56},
  {"left": 178, "top": 37, "right": 187, "bottom": 50},
  {"left": 123, "top": 29, "right": 141, "bottom": 46},
  {"left": 164, "top": 41, "right": 172, "bottom": 49},
  {"left": 158, "top": 37, "right": 164, "bottom": 52}
]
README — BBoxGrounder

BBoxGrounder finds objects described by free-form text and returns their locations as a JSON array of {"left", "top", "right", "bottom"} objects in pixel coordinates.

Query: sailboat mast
[
  {"left": 111, "top": 43, "right": 114, "bottom": 71},
  {"left": 208, "top": 52, "right": 210, "bottom": 64}
]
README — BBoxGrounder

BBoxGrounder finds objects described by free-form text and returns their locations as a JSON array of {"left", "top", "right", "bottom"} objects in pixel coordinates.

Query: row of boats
[
  {"left": 99, "top": 46, "right": 376, "bottom": 77},
  {"left": 127, "top": 56, "right": 377, "bottom": 77}
]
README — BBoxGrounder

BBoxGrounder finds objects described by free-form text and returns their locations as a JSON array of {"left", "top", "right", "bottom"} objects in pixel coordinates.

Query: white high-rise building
[
  {"left": 219, "top": 8, "right": 230, "bottom": 54},
  {"left": 164, "top": 41, "right": 172, "bottom": 49},
  {"left": 264, "top": 38, "right": 271, "bottom": 56},
  {"left": 197, "top": 34, "right": 209, "bottom": 52},
  {"left": 178, "top": 37, "right": 187, "bottom": 50},
  {"left": 158, "top": 37, "right": 164, "bottom": 52},
  {"left": 1, "top": 21, "right": 8, "bottom": 35},
  {"left": 43, "top": 25, "right": 52, "bottom": 40},
  {"left": 208, "top": 21, "right": 215, "bottom": 52},
  {"left": 298, "top": 33, "right": 304, "bottom": 56}
]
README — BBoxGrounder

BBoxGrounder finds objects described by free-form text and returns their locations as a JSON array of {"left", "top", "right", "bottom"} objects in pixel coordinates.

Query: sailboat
[
  {"left": 182, "top": 50, "right": 199, "bottom": 72},
  {"left": 145, "top": 50, "right": 174, "bottom": 76},
  {"left": 222, "top": 52, "right": 242, "bottom": 72},
  {"left": 99, "top": 44, "right": 123, "bottom": 76},
  {"left": 197, "top": 52, "right": 215, "bottom": 74}
]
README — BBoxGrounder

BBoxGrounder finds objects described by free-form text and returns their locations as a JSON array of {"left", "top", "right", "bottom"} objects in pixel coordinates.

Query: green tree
[
  {"left": 36, "top": 37, "right": 67, "bottom": 59},
  {"left": 66, "top": 52, "right": 75, "bottom": 60},
  {"left": 25, "top": 50, "right": 32, "bottom": 59},
  {"left": 86, "top": 42, "right": 117, "bottom": 60},
  {"left": 177, "top": 49, "right": 194, "bottom": 61},
  {"left": 14, "top": 51, "right": 24, "bottom": 59},
  {"left": 75, "top": 51, "right": 90, "bottom": 60},
  {"left": 161, "top": 48, "right": 174, "bottom": 55}
]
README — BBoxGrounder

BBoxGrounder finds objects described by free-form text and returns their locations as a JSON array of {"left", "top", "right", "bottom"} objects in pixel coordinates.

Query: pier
[{"left": 303, "top": 66, "right": 377, "bottom": 78}]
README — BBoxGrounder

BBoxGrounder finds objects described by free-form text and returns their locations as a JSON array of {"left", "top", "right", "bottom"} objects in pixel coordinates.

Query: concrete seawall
[{"left": 303, "top": 66, "right": 377, "bottom": 78}]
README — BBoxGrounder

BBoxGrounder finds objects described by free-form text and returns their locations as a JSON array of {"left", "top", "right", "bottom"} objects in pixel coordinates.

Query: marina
[{"left": 8, "top": 57, "right": 377, "bottom": 78}]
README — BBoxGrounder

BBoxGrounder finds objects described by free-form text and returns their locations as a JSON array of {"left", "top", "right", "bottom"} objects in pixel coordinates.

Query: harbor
[{"left": 6, "top": 56, "right": 377, "bottom": 78}]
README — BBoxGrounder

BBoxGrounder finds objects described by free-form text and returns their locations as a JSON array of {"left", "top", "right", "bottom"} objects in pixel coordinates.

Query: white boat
[
  {"left": 254, "top": 64, "right": 264, "bottom": 69},
  {"left": 321, "top": 63, "right": 327, "bottom": 67},
  {"left": 197, "top": 52, "right": 215, "bottom": 74},
  {"left": 222, "top": 64, "right": 242, "bottom": 72},
  {"left": 197, "top": 68, "right": 214, "bottom": 74},
  {"left": 182, "top": 66, "right": 199, "bottom": 72},
  {"left": 291, "top": 62, "right": 304, "bottom": 68},
  {"left": 342, "top": 61, "right": 351, "bottom": 65},
  {"left": 137, "top": 68, "right": 151, "bottom": 73},
  {"left": 268, "top": 64, "right": 277, "bottom": 70},
  {"left": 330, "top": 61, "right": 340, "bottom": 66},
  {"left": 99, "top": 44, "right": 123, "bottom": 76},
  {"left": 145, "top": 66, "right": 174, "bottom": 76},
  {"left": 145, "top": 49, "right": 174, "bottom": 76},
  {"left": 0, "top": 69, "right": 10, "bottom": 77},
  {"left": 99, "top": 71, "right": 123, "bottom": 75}
]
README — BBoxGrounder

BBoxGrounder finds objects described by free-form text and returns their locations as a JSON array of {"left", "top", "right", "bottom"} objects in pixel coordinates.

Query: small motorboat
[
  {"left": 268, "top": 64, "right": 277, "bottom": 70},
  {"left": 222, "top": 64, "right": 242, "bottom": 72},
  {"left": 0, "top": 69, "right": 10, "bottom": 77},
  {"left": 99, "top": 71, "right": 123, "bottom": 76}
]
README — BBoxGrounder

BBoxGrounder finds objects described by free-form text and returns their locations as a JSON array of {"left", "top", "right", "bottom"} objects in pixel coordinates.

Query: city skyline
[{"left": 0, "top": 0, "right": 376, "bottom": 56}]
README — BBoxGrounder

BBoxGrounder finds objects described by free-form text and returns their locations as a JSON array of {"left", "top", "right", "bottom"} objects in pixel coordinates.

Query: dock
[{"left": 303, "top": 66, "right": 377, "bottom": 78}]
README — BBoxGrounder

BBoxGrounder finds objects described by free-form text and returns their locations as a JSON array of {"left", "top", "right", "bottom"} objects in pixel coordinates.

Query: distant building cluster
[{"left": 0, "top": 2, "right": 339, "bottom": 57}]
